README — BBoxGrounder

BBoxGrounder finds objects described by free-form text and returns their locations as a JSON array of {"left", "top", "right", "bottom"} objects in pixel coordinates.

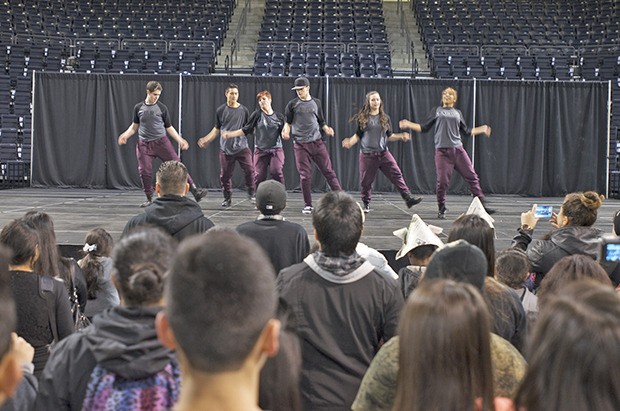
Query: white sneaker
[{"left": 302, "top": 206, "right": 313, "bottom": 214}]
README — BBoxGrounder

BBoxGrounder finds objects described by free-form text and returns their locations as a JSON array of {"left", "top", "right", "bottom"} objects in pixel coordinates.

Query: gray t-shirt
[
  {"left": 284, "top": 97, "right": 327, "bottom": 143},
  {"left": 242, "top": 109, "right": 284, "bottom": 151},
  {"left": 216, "top": 103, "right": 250, "bottom": 155},
  {"left": 420, "top": 106, "right": 472, "bottom": 149},
  {"left": 79, "top": 257, "right": 120, "bottom": 319},
  {"left": 133, "top": 101, "right": 172, "bottom": 142},
  {"left": 357, "top": 114, "right": 393, "bottom": 153}
]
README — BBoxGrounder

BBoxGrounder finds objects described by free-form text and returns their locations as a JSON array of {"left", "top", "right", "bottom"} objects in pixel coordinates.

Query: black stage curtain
[{"left": 31, "top": 73, "right": 608, "bottom": 197}]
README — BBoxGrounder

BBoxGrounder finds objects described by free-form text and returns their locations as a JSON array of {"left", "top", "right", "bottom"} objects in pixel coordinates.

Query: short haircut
[
  {"left": 495, "top": 248, "right": 531, "bottom": 289},
  {"left": 226, "top": 83, "right": 239, "bottom": 93},
  {"left": 166, "top": 229, "right": 277, "bottom": 373},
  {"left": 256, "top": 90, "right": 272, "bottom": 101},
  {"left": 448, "top": 214, "right": 496, "bottom": 276},
  {"left": 156, "top": 160, "right": 188, "bottom": 195},
  {"left": 424, "top": 240, "right": 488, "bottom": 290},
  {"left": 0, "top": 218, "right": 39, "bottom": 266},
  {"left": 312, "top": 191, "right": 363, "bottom": 256},
  {"left": 0, "top": 245, "right": 16, "bottom": 359},
  {"left": 408, "top": 244, "right": 438, "bottom": 262},
  {"left": 112, "top": 227, "right": 177, "bottom": 306},
  {"left": 146, "top": 81, "right": 162, "bottom": 93}
]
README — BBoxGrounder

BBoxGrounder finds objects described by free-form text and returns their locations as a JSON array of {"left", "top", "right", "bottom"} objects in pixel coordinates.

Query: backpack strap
[{"left": 39, "top": 276, "right": 60, "bottom": 343}]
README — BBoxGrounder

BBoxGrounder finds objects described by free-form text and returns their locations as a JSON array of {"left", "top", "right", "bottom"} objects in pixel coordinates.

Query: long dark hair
[
  {"left": 394, "top": 279, "right": 495, "bottom": 411},
  {"left": 23, "top": 211, "right": 60, "bottom": 278},
  {"left": 448, "top": 214, "right": 496, "bottom": 277},
  {"left": 349, "top": 91, "right": 389, "bottom": 131},
  {"left": 79, "top": 228, "right": 114, "bottom": 299}
]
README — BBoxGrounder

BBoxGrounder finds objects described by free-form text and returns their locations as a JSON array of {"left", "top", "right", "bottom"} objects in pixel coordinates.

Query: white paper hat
[
  {"left": 466, "top": 197, "right": 496, "bottom": 237},
  {"left": 394, "top": 214, "right": 444, "bottom": 260}
]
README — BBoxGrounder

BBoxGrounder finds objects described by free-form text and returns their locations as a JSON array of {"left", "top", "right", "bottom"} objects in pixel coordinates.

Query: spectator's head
[
  {"left": 407, "top": 244, "right": 438, "bottom": 266},
  {"left": 0, "top": 245, "right": 21, "bottom": 406},
  {"left": 515, "top": 279, "right": 620, "bottom": 411},
  {"left": 23, "top": 211, "right": 60, "bottom": 277},
  {"left": 112, "top": 227, "right": 176, "bottom": 307},
  {"left": 156, "top": 160, "right": 189, "bottom": 197},
  {"left": 495, "top": 248, "right": 531, "bottom": 289},
  {"left": 537, "top": 254, "right": 613, "bottom": 309},
  {"left": 558, "top": 191, "right": 603, "bottom": 227},
  {"left": 157, "top": 230, "right": 279, "bottom": 378},
  {"left": 0, "top": 218, "right": 39, "bottom": 270},
  {"left": 448, "top": 214, "right": 495, "bottom": 277},
  {"left": 256, "top": 180, "right": 287, "bottom": 216},
  {"left": 313, "top": 192, "right": 363, "bottom": 256},
  {"left": 394, "top": 279, "right": 494, "bottom": 411},
  {"left": 425, "top": 240, "right": 488, "bottom": 290},
  {"left": 613, "top": 209, "right": 620, "bottom": 235},
  {"left": 81, "top": 228, "right": 114, "bottom": 259}
]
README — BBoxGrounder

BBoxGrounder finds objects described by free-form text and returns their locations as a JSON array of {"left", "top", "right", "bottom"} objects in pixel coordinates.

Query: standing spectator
[
  {"left": 283, "top": 77, "right": 342, "bottom": 214},
  {"left": 278, "top": 191, "right": 404, "bottom": 410},
  {"left": 198, "top": 83, "right": 255, "bottom": 207}
]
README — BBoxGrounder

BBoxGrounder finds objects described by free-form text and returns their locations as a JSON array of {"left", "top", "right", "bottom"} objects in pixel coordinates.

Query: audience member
[
  {"left": 156, "top": 230, "right": 280, "bottom": 411},
  {"left": 236, "top": 180, "right": 309, "bottom": 273},
  {"left": 448, "top": 214, "right": 496, "bottom": 277},
  {"left": 398, "top": 244, "right": 438, "bottom": 299},
  {"left": 123, "top": 160, "right": 215, "bottom": 240},
  {"left": 394, "top": 279, "right": 512, "bottom": 411},
  {"left": 495, "top": 248, "right": 538, "bottom": 321},
  {"left": 352, "top": 240, "right": 527, "bottom": 411},
  {"left": 513, "top": 192, "right": 604, "bottom": 280},
  {"left": 278, "top": 191, "right": 404, "bottom": 410},
  {"left": 77, "top": 228, "right": 120, "bottom": 320},
  {"left": 515, "top": 280, "right": 620, "bottom": 411},
  {"left": 35, "top": 228, "right": 180, "bottom": 411}
]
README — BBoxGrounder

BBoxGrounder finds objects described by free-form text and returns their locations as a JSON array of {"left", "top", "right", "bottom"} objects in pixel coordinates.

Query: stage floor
[{"left": 1, "top": 188, "right": 619, "bottom": 253}]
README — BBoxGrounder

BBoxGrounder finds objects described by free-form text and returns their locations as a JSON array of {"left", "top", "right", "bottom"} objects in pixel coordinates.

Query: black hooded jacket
[
  {"left": 34, "top": 306, "right": 177, "bottom": 411},
  {"left": 123, "top": 195, "right": 214, "bottom": 240}
]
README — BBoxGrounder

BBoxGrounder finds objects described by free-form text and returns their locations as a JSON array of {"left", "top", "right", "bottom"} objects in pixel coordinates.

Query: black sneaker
[
  {"left": 362, "top": 202, "right": 371, "bottom": 213},
  {"left": 191, "top": 187, "right": 208, "bottom": 202},
  {"left": 221, "top": 198, "right": 232, "bottom": 208},
  {"left": 438, "top": 204, "right": 447, "bottom": 219},
  {"left": 404, "top": 194, "right": 423, "bottom": 208},
  {"left": 481, "top": 199, "right": 496, "bottom": 215}
]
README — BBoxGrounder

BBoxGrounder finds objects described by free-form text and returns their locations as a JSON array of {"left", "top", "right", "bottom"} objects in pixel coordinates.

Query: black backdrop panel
[{"left": 31, "top": 73, "right": 609, "bottom": 197}]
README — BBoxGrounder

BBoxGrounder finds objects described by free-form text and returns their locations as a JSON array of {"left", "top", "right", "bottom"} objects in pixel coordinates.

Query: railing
[{"left": 229, "top": 0, "right": 251, "bottom": 69}]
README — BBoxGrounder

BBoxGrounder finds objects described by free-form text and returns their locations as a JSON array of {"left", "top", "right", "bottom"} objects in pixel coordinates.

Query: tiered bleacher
[
  {"left": 253, "top": 0, "right": 392, "bottom": 78},
  {"left": 0, "top": 0, "right": 236, "bottom": 188}
]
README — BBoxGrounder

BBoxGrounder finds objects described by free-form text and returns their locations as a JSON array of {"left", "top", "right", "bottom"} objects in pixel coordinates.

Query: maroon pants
[
  {"left": 219, "top": 148, "right": 255, "bottom": 196},
  {"left": 360, "top": 150, "right": 409, "bottom": 204},
  {"left": 435, "top": 146, "right": 484, "bottom": 206},
  {"left": 136, "top": 137, "right": 194, "bottom": 198},
  {"left": 254, "top": 147, "right": 285, "bottom": 187},
  {"left": 293, "top": 140, "right": 342, "bottom": 207}
]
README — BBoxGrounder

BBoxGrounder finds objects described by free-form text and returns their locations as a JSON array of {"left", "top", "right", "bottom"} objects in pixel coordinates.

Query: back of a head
[
  {"left": 448, "top": 214, "right": 495, "bottom": 276},
  {"left": 156, "top": 161, "right": 188, "bottom": 196},
  {"left": 313, "top": 191, "right": 363, "bottom": 256},
  {"left": 166, "top": 230, "right": 277, "bottom": 373},
  {"left": 614, "top": 210, "right": 620, "bottom": 235},
  {"left": 537, "top": 254, "right": 613, "bottom": 309},
  {"left": 82, "top": 228, "right": 114, "bottom": 258},
  {"left": 495, "top": 248, "right": 531, "bottom": 289},
  {"left": 256, "top": 180, "right": 287, "bottom": 216},
  {"left": 0, "top": 218, "right": 39, "bottom": 268},
  {"left": 22, "top": 211, "right": 60, "bottom": 277},
  {"left": 112, "top": 227, "right": 176, "bottom": 307},
  {"left": 561, "top": 191, "right": 603, "bottom": 227},
  {"left": 516, "top": 279, "right": 620, "bottom": 411},
  {"left": 394, "top": 279, "right": 494, "bottom": 411},
  {"left": 424, "top": 240, "right": 488, "bottom": 290},
  {"left": 0, "top": 245, "right": 16, "bottom": 362}
]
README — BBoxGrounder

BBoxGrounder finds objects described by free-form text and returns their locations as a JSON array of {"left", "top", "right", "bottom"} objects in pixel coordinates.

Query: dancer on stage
[
  {"left": 283, "top": 77, "right": 342, "bottom": 214},
  {"left": 198, "top": 83, "right": 255, "bottom": 208},
  {"left": 222, "top": 90, "right": 286, "bottom": 187},
  {"left": 399, "top": 87, "right": 495, "bottom": 219},
  {"left": 342, "top": 91, "right": 422, "bottom": 213},
  {"left": 118, "top": 81, "right": 207, "bottom": 207}
]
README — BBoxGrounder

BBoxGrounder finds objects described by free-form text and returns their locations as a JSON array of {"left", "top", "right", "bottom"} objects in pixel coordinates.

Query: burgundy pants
[
  {"left": 254, "top": 147, "right": 285, "bottom": 187},
  {"left": 435, "top": 146, "right": 484, "bottom": 206},
  {"left": 136, "top": 137, "right": 195, "bottom": 198},
  {"left": 293, "top": 140, "right": 342, "bottom": 207},
  {"left": 219, "top": 148, "right": 255, "bottom": 196},
  {"left": 360, "top": 150, "right": 409, "bottom": 204}
]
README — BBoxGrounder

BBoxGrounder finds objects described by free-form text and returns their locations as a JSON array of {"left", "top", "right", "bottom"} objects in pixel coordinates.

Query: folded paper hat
[
  {"left": 466, "top": 197, "right": 496, "bottom": 237},
  {"left": 394, "top": 214, "right": 444, "bottom": 260}
]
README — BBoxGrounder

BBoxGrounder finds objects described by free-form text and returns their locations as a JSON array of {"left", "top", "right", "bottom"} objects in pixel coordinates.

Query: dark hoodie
[
  {"left": 33, "top": 306, "right": 177, "bottom": 411},
  {"left": 123, "top": 195, "right": 214, "bottom": 240}
]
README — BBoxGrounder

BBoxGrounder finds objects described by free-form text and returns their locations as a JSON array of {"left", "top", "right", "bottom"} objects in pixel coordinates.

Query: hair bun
[
  {"left": 582, "top": 191, "right": 603, "bottom": 211},
  {"left": 127, "top": 263, "right": 164, "bottom": 302}
]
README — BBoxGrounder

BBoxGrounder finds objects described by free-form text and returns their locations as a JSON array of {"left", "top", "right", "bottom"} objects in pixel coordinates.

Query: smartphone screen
[
  {"left": 605, "top": 243, "right": 620, "bottom": 261},
  {"left": 534, "top": 205, "right": 553, "bottom": 219}
]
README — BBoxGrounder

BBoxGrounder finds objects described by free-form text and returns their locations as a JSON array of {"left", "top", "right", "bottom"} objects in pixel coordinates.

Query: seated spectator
[
  {"left": 0, "top": 245, "right": 36, "bottom": 411},
  {"left": 278, "top": 191, "right": 404, "bottom": 411},
  {"left": 394, "top": 279, "right": 512, "bottom": 411},
  {"left": 35, "top": 228, "right": 180, "bottom": 411},
  {"left": 352, "top": 240, "right": 527, "bottom": 411},
  {"left": 513, "top": 192, "right": 604, "bottom": 281},
  {"left": 123, "top": 161, "right": 215, "bottom": 240},
  {"left": 77, "top": 228, "right": 120, "bottom": 320},
  {"left": 515, "top": 280, "right": 620, "bottom": 411},
  {"left": 236, "top": 180, "right": 309, "bottom": 274},
  {"left": 495, "top": 248, "right": 538, "bottom": 321},
  {"left": 156, "top": 230, "right": 280, "bottom": 411},
  {"left": 598, "top": 209, "right": 620, "bottom": 287},
  {"left": 0, "top": 219, "right": 73, "bottom": 378}
]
